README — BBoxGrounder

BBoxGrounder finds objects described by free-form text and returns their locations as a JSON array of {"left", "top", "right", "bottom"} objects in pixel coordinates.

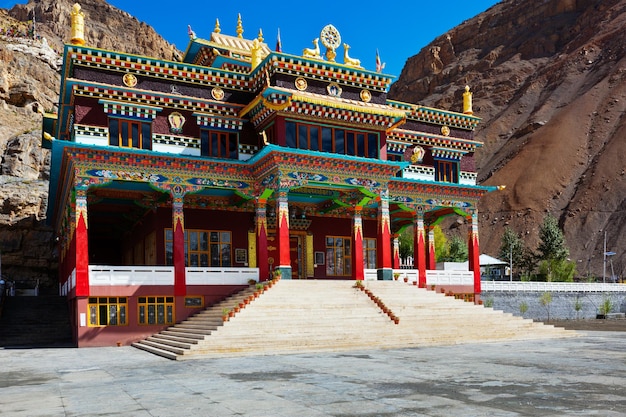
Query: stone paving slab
[{"left": 1, "top": 331, "right": 625, "bottom": 416}]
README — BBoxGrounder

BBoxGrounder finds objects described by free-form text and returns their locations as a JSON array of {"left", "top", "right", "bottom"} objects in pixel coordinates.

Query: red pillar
[
  {"left": 74, "top": 188, "right": 89, "bottom": 297},
  {"left": 276, "top": 192, "right": 292, "bottom": 279},
  {"left": 427, "top": 225, "right": 436, "bottom": 270},
  {"left": 256, "top": 199, "right": 269, "bottom": 281},
  {"left": 172, "top": 197, "right": 186, "bottom": 296},
  {"left": 392, "top": 233, "right": 400, "bottom": 270},
  {"left": 468, "top": 210, "right": 481, "bottom": 296},
  {"left": 352, "top": 207, "right": 364, "bottom": 281},
  {"left": 413, "top": 212, "right": 426, "bottom": 288},
  {"left": 376, "top": 197, "right": 392, "bottom": 280}
]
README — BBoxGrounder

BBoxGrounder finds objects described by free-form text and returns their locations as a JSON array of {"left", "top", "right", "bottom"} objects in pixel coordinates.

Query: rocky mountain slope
[
  {"left": 0, "top": 0, "right": 177, "bottom": 291},
  {"left": 389, "top": 0, "right": 626, "bottom": 279}
]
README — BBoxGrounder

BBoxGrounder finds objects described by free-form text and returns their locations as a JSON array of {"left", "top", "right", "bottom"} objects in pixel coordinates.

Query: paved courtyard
[{"left": 1, "top": 331, "right": 625, "bottom": 416}]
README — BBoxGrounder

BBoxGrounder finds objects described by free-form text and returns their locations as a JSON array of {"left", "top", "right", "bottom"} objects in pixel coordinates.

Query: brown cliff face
[
  {"left": 0, "top": 0, "right": 177, "bottom": 290},
  {"left": 389, "top": 0, "right": 626, "bottom": 278}
]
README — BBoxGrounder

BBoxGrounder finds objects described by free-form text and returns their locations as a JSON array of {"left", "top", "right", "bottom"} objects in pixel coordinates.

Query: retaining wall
[{"left": 481, "top": 291, "right": 626, "bottom": 320}]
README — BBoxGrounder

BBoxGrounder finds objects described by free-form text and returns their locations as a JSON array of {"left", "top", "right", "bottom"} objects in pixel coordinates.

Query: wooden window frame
[
  {"left": 87, "top": 297, "right": 128, "bottom": 327},
  {"left": 200, "top": 129, "right": 238, "bottom": 159},
  {"left": 363, "top": 238, "right": 377, "bottom": 269},
  {"left": 165, "top": 229, "right": 232, "bottom": 267},
  {"left": 137, "top": 296, "right": 175, "bottom": 325},
  {"left": 325, "top": 236, "right": 352, "bottom": 276},
  {"left": 108, "top": 117, "right": 152, "bottom": 150},
  {"left": 285, "top": 120, "right": 379, "bottom": 158}
]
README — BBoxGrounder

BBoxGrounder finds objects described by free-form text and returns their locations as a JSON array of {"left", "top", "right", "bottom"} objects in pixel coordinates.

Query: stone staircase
[
  {"left": 132, "top": 279, "right": 576, "bottom": 360},
  {"left": 0, "top": 295, "right": 73, "bottom": 348}
]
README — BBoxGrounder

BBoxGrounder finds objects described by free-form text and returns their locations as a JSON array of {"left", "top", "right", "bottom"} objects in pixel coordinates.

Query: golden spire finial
[
  {"left": 236, "top": 13, "right": 243, "bottom": 38},
  {"left": 251, "top": 39, "right": 261, "bottom": 70},
  {"left": 214, "top": 18, "right": 221, "bottom": 34},
  {"left": 257, "top": 28, "right": 264, "bottom": 42},
  {"left": 463, "top": 85, "right": 473, "bottom": 115},
  {"left": 70, "top": 3, "right": 85, "bottom": 46}
]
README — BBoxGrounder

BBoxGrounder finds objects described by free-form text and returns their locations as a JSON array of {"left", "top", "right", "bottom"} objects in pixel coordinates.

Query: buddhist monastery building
[{"left": 43, "top": 5, "right": 498, "bottom": 347}]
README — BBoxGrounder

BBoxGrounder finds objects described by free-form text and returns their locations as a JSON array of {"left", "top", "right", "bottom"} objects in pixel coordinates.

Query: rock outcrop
[
  {"left": 389, "top": 0, "right": 626, "bottom": 278},
  {"left": 0, "top": 0, "right": 178, "bottom": 291}
]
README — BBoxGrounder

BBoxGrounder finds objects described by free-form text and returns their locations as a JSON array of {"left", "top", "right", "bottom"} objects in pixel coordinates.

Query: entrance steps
[
  {"left": 132, "top": 280, "right": 576, "bottom": 360},
  {"left": 0, "top": 295, "right": 73, "bottom": 347}
]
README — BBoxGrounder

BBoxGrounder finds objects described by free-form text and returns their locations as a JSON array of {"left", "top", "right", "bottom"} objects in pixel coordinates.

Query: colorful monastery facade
[{"left": 43, "top": 5, "right": 497, "bottom": 347}]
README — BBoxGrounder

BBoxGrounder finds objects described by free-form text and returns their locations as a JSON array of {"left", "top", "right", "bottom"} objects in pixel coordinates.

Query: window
[
  {"left": 88, "top": 297, "right": 127, "bottom": 327},
  {"left": 435, "top": 160, "right": 458, "bottom": 183},
  {"left": 165, "top": 229, "right": 232, "bottom": 267},
  {"left": 200, "top": 129, "right": 238, "bottom": 159},
  {"left": 138, "top": 296, "right": 175, "bottom": 325},
  {"left": 108, "top": 118, "right": 152, "bottom": 150},
  {"left": 364, "top": 238, "right": 377, "bottom": 269},
  {"left": 286, "top": 121, "right": 378, "bottom": 158},
  {"left": 326, "top": 236, "right": 351, "bottom": 276}
]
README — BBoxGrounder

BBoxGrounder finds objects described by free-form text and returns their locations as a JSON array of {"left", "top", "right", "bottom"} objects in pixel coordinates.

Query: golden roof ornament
[
  {"left": 251, "top": 39, "right": 261, "bottom": 70},
  {"left": 463, "top": 85, "right": 473, "bottom": 115},
  {"left": 342, "top": 43, "right": 361, "bottom": 68},
  {"left": 257, "top": 28, "right": 264, "bottom": 43},
  {"left": 70, "top": 3, "right": 85, "bottom": 46},
  {"left": 302, "top": 38, "right": 321, "bottom": 59},
  {"left": 236, "top": 13, "right": 243, "bottom": 38},
  {"left": 214, "top": 18, "right": 221, "bottom": 34},
  {"left": 320, "top": 24, "right": 341, "bottom": 62}
]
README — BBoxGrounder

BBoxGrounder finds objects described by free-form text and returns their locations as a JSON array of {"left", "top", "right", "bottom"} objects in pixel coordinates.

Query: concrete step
[
  {"left": 151, "top": 333, "right": 203, "bottom": 345},
  {"left": 160, "top": 330, "right": 207, "bottom": 340},
  {"left": 132, "top": 341, "right": 179, "bottom": 360},
  {"left": 134, "top": 338, "right": 188, "bottom": 355},
  {"left": 0, "top": 295, "right": 73, "bottom": 347},
  {"left": 133, "top": 279, "right": 577, "bottom": 360}
]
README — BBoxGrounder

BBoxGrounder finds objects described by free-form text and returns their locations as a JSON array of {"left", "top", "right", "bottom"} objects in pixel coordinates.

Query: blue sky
[{"left": 2, "top": 0, "right": 500, "bottom": 77}]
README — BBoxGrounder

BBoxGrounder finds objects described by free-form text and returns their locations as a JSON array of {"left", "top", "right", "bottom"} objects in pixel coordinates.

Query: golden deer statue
[
  {"left": 303, "top": 38, "right": 321, "bottom": 59},
  {"left": 343, "top": 43, "right": 361, "bottom": 68}
]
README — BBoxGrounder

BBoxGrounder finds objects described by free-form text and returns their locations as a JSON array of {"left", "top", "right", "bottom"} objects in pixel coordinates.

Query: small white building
[{"left": 437, "top": 254, "right": 508, "bottom": 280}]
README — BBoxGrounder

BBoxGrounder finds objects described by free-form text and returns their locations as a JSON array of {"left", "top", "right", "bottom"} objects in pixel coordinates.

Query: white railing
[
  {"left": 364, "top": 269, "right": 417, "bottom": 281},
  {"left": 481, "top": 281, "right": 626, "bottom": 292},
  {"left": 427, "top": 270, "right": 474, "bottom": 286},
  {"left": 60, "top": 268, "right": 76, "bottom": 296},
  {"left": 89, "top": 266, "right": 175, "bottom": 286},
  {"left": 186, "top": 267, "right": 259, "bottom": 285},
  {"left": 364, "top": 269, "right": 472, "bottom": 286}
]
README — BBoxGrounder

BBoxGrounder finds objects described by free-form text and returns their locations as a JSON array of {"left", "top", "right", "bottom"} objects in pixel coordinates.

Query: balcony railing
[{"left": 364, "top": 269, "right": 474, "bottom": 286}]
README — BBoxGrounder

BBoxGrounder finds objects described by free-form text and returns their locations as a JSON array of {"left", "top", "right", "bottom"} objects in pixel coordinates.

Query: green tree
[
  {"left": 539, "top": 292, "right": 553, "bottom": 321},
  {"left": 447, "top": 235, "right": 468, "bottom": 262},
  {"left": 398, "top": 227, "right": 413, "bottom": 261},
  {"left": 537, "top": 214, "right": 569, "bottom": 261},
  {"left": 499, "top": 227, "right": 524, "bottom": 276},
  {"left": 439, "top": 235, "right": 468, "bottom": 262},
  {"left": 433, "top": 225, "right": 448, "bottom": 262},
  {"left": 538, "top": 258, "right": 576, "bottom": 282},
  {"left": 519, "top": 301, "right": 529, "bottom": 317}
]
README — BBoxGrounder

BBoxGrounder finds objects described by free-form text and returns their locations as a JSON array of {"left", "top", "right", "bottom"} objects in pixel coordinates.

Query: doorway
[{"left": 290, "top": 233, "right": 305, "bottom": 279}]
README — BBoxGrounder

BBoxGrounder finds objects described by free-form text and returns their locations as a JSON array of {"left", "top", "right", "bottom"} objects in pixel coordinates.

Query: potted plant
[
  {"left": 403, "top": 277, "right": 408, "bottom": 283},
  {"left": 222, "top": 308, "right": 229, "bottom": 322},
  {"left": 353, "top": 280, "right": 364, "bottom": 290},
  {"left": 256, "top": 283, "right": 264, "bottom": 294},
  {"left": 393, "top": 273, "right": 400, "bottom": 281},
  {"left": 248, "top": 278, "right": 257, "bottom": 286}
]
